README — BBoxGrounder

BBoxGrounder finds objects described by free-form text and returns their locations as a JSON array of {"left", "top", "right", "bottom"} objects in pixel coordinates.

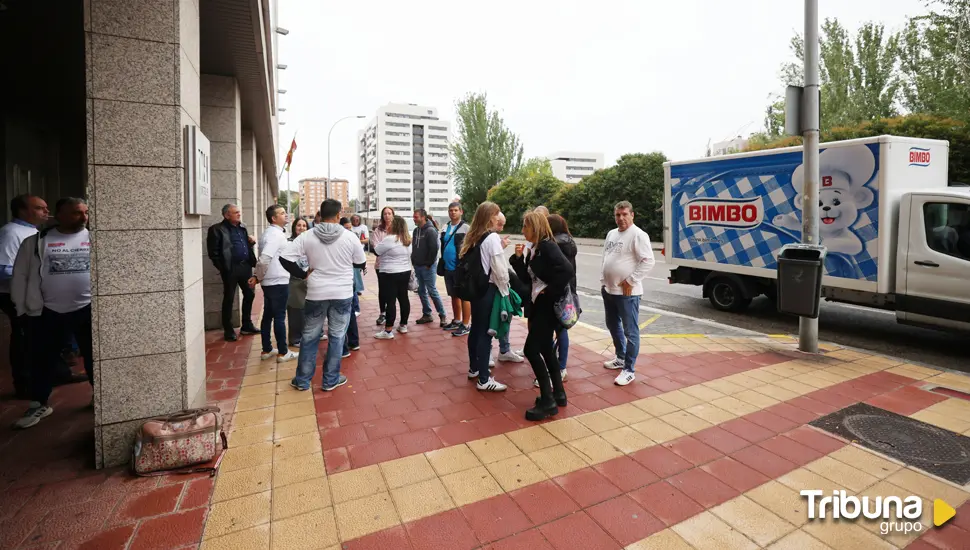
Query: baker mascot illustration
[{"left": 773, "top": 144, "right": 875, "bottom": 256}]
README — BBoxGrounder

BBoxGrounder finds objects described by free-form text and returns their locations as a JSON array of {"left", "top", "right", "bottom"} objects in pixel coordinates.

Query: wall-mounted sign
[{"left": 184, "top": 126, "right": 211, "bottom": 215}]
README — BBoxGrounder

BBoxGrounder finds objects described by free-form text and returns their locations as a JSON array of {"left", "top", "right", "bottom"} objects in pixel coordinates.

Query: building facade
[
  {"left": 357, "top": 103, "right": 454, "bottom": 222},
  {"left": 299, "top": 177, "right": 350, "bottom": 216},
  {"left": 710, "top": 137, "right": 749, "bottom": 156},
  {"left": 547, "top": 151, "right": 605, "bottom": 183},
  {"left": 1, "top": 0, "right": 281, "bottom": 467}
]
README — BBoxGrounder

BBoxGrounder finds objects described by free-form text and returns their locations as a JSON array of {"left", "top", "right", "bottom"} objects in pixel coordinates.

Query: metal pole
[{"left": 799, "top": 0, "right": 821, "bottom": 353}]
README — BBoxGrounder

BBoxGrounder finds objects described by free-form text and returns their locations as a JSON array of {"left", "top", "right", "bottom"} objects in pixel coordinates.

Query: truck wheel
[{"left": 707, "top": 278, "right": 752, "bottom": 312}]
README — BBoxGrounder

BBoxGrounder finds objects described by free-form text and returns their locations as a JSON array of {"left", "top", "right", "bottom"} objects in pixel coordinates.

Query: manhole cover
[{"left": 811, "top": 402, "right": 970, "bottom": 486}]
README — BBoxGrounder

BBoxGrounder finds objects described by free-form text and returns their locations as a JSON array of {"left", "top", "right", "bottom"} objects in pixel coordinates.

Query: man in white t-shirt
[
  {"left": 600, "top": 201, "right": 656, "bottom": 387},
  {"left": 252, "top": 205, "right": 298, "bottom": 364},
  {"left": 280, "top": 199, "right": 366, "bottom": 392},
  {"left": 11, "top": 198, "right": 93, "bottom": 429},
  {"left": 0, "top": 194, "right": 48, "bottom": 398}
]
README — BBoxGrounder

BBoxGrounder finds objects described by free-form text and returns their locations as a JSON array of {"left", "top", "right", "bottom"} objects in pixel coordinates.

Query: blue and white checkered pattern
[{"left": 670, "top": 147, "right": 880, "bottom": 282}]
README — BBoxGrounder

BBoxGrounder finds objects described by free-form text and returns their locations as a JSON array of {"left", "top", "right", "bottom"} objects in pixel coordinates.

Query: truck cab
[{"left": 895, "top": 189, "right": 970, "bottom": 332}]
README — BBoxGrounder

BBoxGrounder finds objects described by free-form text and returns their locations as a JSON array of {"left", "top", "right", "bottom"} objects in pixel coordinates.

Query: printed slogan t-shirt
[{"left": 40, "top": 228, "right": 92, "bottom": 313}]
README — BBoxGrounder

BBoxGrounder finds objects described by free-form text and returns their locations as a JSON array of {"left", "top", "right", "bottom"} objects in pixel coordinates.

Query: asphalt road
[{"left": 504, "top": 241, "right": 969, "bottom": 373}]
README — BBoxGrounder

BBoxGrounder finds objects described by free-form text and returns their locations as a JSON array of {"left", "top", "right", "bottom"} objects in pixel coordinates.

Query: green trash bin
[{"left": 776, "top": 244, "right": 827, "bottom": 319}]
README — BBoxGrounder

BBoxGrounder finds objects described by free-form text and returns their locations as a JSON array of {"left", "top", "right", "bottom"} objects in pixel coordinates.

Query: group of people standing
[
  {"left": 456, "top": 200, "right": 655, "bottom": 421},
  {"left": 1, "top": 194, "right": 94, "bottom": 429},
  {"left": 208, "top": 194, "right": 655, "bottom": 425}
]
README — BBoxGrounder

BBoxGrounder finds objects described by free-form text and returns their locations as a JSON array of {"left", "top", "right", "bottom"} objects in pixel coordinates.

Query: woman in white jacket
[{"left": 373, "top": 216, "right": 412, "bottom": 339}]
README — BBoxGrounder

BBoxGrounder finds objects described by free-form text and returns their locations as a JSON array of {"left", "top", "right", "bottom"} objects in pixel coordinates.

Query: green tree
[
  {"left": 487, "top": 171, "right": 565, "bottom": 231},
  {"left": 277, "top": 190, "right": 299, "bottom": 214},
  {"left": 552, "top": 153, "right": 667, "bottom": 240},
  {"left": 772, "top": 19, "right": 901, "bottom": 131},
  {"left": 450, "top": 92, "right": 524, "bottom": 218},
  {"left": 514, "top": 157, "right": 554, "bottom": 178},
  {"left": 899, "top": 8, "right": 970, "bottom": 120}
]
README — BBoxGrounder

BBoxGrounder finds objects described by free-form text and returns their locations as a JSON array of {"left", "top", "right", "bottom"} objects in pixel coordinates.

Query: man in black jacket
[
  {"left": 207, "top": 204, "right": 259, "bottom": 341},
  {"left": 412, "top": 209, "right": 448, "bottom": 327}
]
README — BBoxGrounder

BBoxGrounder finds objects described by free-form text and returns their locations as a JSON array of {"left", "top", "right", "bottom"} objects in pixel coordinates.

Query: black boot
[
  {"left": 549, "top": 366, "right": 567, "bottom": 407},
  {"left": 526, "top": 395, "right": 559, "bottom": 421}
]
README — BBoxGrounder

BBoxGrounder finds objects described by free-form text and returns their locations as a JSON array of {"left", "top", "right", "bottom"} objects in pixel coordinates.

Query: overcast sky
[{"left": 276, "top": 0, "right": 929, "bottom": 198}]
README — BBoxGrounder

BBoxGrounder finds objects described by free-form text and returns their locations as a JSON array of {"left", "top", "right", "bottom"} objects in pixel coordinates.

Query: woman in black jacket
[
  {"left": 511, "top": 212, "right": 575, "bottom": 420},
  {"left": 549, "top": 215, "right": 577, "bottom": 376}
]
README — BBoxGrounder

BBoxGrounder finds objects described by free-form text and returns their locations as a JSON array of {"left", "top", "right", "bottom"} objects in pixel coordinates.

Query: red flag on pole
[{"left": 284, "top": 138, "right": 297, "bottom": 172}]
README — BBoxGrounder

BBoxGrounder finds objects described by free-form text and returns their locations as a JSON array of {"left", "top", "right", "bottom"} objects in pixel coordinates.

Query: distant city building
[
  {"left": 357, "top": 103, "right": 454, "bottom": 221},
  {"left": 547, "top": 151, "right": 604, "bottom": 183},
  {"left": 710, "top": 137, "right": 749, "bottom": 156},
  {"left": 299, "top": 177, "right": 350, "bottom": 214}
]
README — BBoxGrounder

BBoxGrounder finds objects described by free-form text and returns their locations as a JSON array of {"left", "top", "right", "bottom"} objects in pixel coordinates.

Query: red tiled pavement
[
  {"left": 308, "top": 283, "right": 796, "bottom": 474},
  {"left": 0, "top": 293, "right": 264, "bottom": 549}
]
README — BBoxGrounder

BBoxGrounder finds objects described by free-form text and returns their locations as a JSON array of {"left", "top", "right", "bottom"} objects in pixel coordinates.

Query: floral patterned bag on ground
[{"left": 132, "top": 407, "right": 228, "bottom": 477}]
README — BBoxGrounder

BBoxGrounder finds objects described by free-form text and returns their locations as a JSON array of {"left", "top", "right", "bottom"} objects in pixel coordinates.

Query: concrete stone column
[
  {"left": 86, "top": 0, "right": 206, "bottom": 468},
  {"left": 200, "top": 75, "right": 242, "bottom": 331},
  {"left": 241, "top": 130, "right": 259, "bottom": 242}
]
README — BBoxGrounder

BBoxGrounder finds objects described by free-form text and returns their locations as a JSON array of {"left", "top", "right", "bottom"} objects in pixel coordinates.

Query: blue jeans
[
  {"left": 498, "top": 332, "right": 510, "bottom": 355},
  {"left": 293, "top": 297, "right": 353, "bottom": 389},
  {"left": 260, "top": 284, "right": 289, "bottom": 355},
  {"left": 556, "top": 327, "right": 568, "bottom": 371},
  {"left": 415, "top": 264, "right": 446, "bottom": 316},
  {"left": 353, "top": 267, "right": 365, "bottom": 294},
  {"left": 468, "top": 285, "right": 497, "bottom": 384},
  {"left": 602, "top": 288, "right": 641, "bottom": 372}
]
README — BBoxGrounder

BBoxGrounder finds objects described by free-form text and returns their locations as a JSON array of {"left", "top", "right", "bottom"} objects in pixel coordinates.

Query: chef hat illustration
[{"left": 791, "top": 144, "right": 875, "bottom": 208}]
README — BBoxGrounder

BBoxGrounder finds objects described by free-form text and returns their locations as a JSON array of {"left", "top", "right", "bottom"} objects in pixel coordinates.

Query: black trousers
[
  {"left": 524, "top": 295, "right": 564, "bottom": 402},
  {"left": 27, "top": 306, "right": 94, "bottom": 406},
  {"left": 380, "top": 271, "right": 410, "bottom": 327},
  {"left": 222, "top": 262, "right": 255, "bottom": 334},
  {"left": 0, "top": 293, "right": 28, "bottom": 395},
  {"left": 376, "top": 271, "right": 389, "bottom": 315}
]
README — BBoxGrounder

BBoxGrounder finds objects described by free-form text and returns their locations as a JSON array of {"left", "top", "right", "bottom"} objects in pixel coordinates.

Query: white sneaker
[
  {"left": 374, "top": 330, "right": 395, "bottom": 340},
  {"left": 397, "top": 325, "right": 408, "bottom": 334},
  {"left": 14, "top": 402, "right": 53, "bottom": 429},
  {"left": 515, "top": 349, "right": 524, "bottom": 356},
  {"left": 468, "top": 370, "right": 479, "bottom": 379},
  {"left": 260, "top": 351, "right": 275, "bottom": 361},
  {"left": 476, "top": 377, "right": 507, "bottom": 392},
  {"left": 488, "top": 356, "right": 495, "bottom": 367},
  {"left": 322, "top": 333, "right": 328, "bottom": 341},
  {"left": 277, "top": 350, "right": 298, "bottom": 363},
  {"left": 497, "top": 351, "right": 524, "bottom": 363},
  {"left": 603, "top": 358, "right": 624, "bottom": 370},
  {"left": 614, "top": 371, "right": 636, "bottom": 386}
]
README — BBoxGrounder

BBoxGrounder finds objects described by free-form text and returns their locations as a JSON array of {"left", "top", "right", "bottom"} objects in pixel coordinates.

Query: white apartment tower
[
  {"left": 357, "top": 103, "right": 454, "bottom": 221},
  {"left": 547, "top": 151, "right": 605, "bottom": 183}
]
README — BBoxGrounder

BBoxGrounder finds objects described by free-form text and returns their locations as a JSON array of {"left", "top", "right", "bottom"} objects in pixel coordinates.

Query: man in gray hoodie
[{"left": 279, "top": 199, "right": 366, "bottom": 392}]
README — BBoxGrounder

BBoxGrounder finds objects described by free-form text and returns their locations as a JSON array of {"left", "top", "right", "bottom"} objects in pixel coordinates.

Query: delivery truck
[{"left": 663, "top": 136, "right": 970, "bottom": 333}]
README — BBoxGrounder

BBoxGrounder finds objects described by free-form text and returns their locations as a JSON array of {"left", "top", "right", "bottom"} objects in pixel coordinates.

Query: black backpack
[{"left": 453, "top": 232, "right": 492, "bottom": 302}]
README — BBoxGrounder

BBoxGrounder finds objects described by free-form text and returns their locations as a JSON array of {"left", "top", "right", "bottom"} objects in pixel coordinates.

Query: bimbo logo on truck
[
  {"left": 909, "top": 147, "right": 931, "bottom": 167},
  {"left": 685, "top": 197, "right": 764, "bottom": 230}
]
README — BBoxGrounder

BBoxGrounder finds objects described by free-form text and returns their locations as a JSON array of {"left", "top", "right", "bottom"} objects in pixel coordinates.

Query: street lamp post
[
  {"left": 327, "top": 115, "right": 366, "bottom": 201},
  {"left": 799, "top": 0, "right": 821, "bottom": 353}
]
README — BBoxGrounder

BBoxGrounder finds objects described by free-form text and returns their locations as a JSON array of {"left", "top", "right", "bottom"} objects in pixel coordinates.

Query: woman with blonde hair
[
  {"left": 461, "top": 201, "right": 510, "bottom": 392},
  {"left": 512, "top": 212, "right": 574, "bottom": 420},
  {"left": 373, "top": 215, "right": 412, "bottom": 339}
]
